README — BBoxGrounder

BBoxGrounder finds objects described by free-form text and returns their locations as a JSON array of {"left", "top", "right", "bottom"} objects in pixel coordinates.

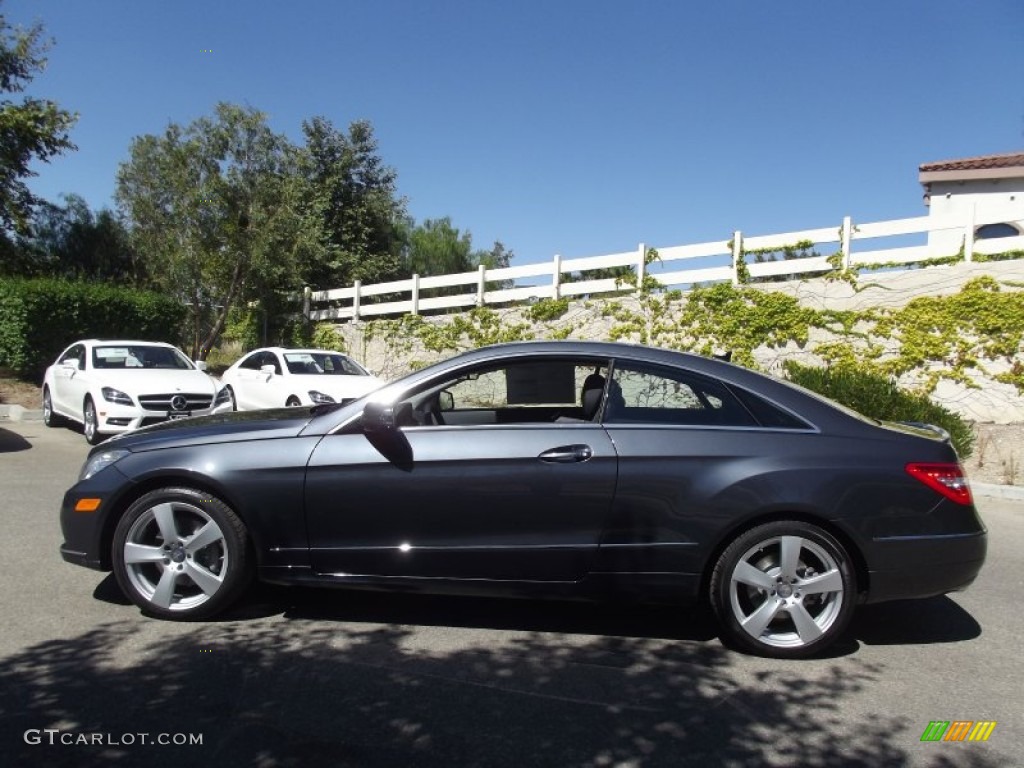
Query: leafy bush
[
  {"left": 527, "top": 297, "right": 570, "bottom": 322},
  {"left": 0, "top": 278, "right": 187, "bottom": 381},
  {"left": 310, "top": 323, "right": 346, "bottom": 352},
  {"left": 784, "top": 361, "right": 975, "bottom": 458}
]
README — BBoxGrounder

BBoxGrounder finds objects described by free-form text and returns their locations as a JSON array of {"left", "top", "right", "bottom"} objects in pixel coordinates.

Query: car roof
[
  {"left": 254, "top": 347, "right": 348, "bottom": 356},
  {"left": 82, "top": 339, "right": 178, "bottom": 347}
]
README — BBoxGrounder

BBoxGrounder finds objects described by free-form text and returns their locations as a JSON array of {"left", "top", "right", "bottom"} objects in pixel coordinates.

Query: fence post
[
  {"left": 352, "top": 280, "right": 361, "bottom": 322},
  {"left": 303, "top": 286, "right": 311, "bottom": 319},
  {"left": 411, "top": 274, "right": 420, "bottom": 315},
  {"left": 731, "top": 231, "right": 743, "bottom": 285},
  {"left": 964, "top": 202, "right": 976, "bottom": 263},
  {"left": 636, "top": 242, "right": 646, "bottom": 289},
  {"left": 552, "top": 253, "right": 562, "bottom": 299},
  {"left": 477, "top": 264, "right": 487, "bottom": 306},
  {"left": 841, "top": 216, "right": 852, "bottom": 270}
]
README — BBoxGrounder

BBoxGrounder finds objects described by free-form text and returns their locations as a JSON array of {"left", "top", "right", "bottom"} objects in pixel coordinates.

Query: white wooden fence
[{"left": 306, "top": 203, "right": 1024, "bottom": 322}]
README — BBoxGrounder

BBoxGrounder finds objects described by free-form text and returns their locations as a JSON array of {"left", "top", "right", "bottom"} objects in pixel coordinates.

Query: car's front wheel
[
  {"left": 225, "top": 385, "right": 237, "bottom": 411},
  {"left": 286, "top": 396, "right": 301, "bottom": 407},
  {"left": 710, "top": 521, "right": 855, "bottom": 658},
  {"left": 43, "top": 386, "right": 64, "bottom": 427},
  {"left": 82, "top": 396, "right": 103, "bottom": 445},
  {"left": 112, "top": 487, "right": 252, "bottom": 620}
]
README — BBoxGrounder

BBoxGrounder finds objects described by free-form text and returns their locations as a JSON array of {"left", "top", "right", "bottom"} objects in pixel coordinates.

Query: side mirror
[
  {"left": 194, "top": 360, "right": 208, "bottom": 372},
  {"left": 63, "top": 359, "right": 81, "bottom": 371},
  {"left": 362, "top": 400, "right": 411, "bottom": 433},
  {"left": 438, "top": 390, "right": 454, "bottom": 412},
  {"left": 260, "top": 364, "right": 276, "bottom": 375}
]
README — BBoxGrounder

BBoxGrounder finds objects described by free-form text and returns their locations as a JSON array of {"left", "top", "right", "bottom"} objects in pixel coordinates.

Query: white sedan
[
  {"left": 219, "top": 347, "right": 384, "bottom": 411},
  {"left": 43, "top": 339, "right": 233, "bottom": 444}
]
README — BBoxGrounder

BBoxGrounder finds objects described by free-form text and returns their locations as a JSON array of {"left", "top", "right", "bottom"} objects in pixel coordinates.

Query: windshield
[
  {"left": 283, "top": 352, "right": 369, "bottom": 376},
  {"left": 92, "top": 345, "right": 194, "bottom": 370}
]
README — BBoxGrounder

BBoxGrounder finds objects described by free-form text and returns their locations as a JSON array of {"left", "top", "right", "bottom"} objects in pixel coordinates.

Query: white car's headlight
[
  {"left": 308, "top": 390, "right": 336, "bottom": 404},
  {"left": 101, "top": 387, "right": 134, "bottom": 406},
  {"left": 80, "top": 449, "right": 130, "bottom": 481},
  {"left": 214, "top": 386, "right": 232, "bottom": 406}
]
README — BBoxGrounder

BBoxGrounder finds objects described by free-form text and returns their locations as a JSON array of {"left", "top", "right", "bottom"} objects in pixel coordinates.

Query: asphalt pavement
[{"left": 1, "top": 419, "right": 1021, "bottom": 767}]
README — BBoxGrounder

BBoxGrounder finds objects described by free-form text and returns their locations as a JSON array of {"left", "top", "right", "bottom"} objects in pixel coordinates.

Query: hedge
[
  {"left": 0, "top": 278, "right": 187, "bottom": 381},
  {"left": 784, "top": 360, "right": 975, "bottom": 459}
]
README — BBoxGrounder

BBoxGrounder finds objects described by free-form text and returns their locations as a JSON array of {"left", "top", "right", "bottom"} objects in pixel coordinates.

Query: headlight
[
  {"left": 308, "top": 390, "right": 336, "bottom": 404},
  {"left": 214, "top": 386, "right": 231, "bottom": 406},
  {"left": 101, "top": 387, "right": 134, "bottom": 406},
  {"left": 79, "top": 449, "right": 130, "bottom": 481}
]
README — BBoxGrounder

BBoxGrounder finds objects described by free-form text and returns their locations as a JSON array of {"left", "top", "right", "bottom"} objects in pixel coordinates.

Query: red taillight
[{"left": 905, "top": 463, "right": 973, "bottom": 505}]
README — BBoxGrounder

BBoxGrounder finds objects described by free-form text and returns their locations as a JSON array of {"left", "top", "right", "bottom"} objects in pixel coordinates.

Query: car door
[
  {"left": 593, "top": 359, "right": 799, "bottom": 578},
  {"left": 51, "top": 343, "right": 88, "bottom": 419},
  {"left": 232, "top": 352, "right": 276, "bottom": 410},
  {"left": 304, "top": 357, "right": 619, "bottom": 581}
]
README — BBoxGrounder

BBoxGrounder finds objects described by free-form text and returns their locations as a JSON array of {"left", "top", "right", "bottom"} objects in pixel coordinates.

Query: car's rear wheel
[
  {"left": 112, "top": 487, "right": 252, "bottom": 620},
  {"left": 43, "top": 386, "right": 64, "bottom": 427},
  {"left": 710, "top": 521, "right": 855, "bottom": 658},
  {"left": 83, "top": 396, "right": 103, "bottom": 445}
]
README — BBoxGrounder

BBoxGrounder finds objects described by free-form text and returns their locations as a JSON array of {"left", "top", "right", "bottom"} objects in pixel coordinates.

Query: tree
[
  {"left": 0, "top": 5, "right": 77, "bottom": 238},
  {"left": 116, "top": 103, "right": 323, "bottom": 358},
  {"left": 10, "top": 194, "right": 140, "bottom": 282},
  {"left": 404, "top": 217, "right": 474, "bottom": 277},
  {"left": 301, "top": 117, "right": 406, "bottom": 289}
]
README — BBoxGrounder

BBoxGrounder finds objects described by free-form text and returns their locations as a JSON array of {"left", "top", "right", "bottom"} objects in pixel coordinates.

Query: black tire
[
  {"left": 42, "top": 386, "right": 64, "bottom": 427},
  {"left": 112, "top": 487, "right": 252, "bottom": 620},
  {"left": 286, "top": 396, "right": 301, "bottom": 407},
  {"left": 710, "top": 520, "right": 856, "bottom": 658},
  {"left": 83, "top": 396, "right": 104, "bottom": 445},
  {"left": 226, "top": 385, "right": 237, "bottom": 411}
]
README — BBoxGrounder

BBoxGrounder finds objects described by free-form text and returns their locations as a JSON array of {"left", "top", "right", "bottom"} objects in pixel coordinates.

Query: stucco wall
[{"left": 335, "top": 260, "right": 1024, "bottom": 424}]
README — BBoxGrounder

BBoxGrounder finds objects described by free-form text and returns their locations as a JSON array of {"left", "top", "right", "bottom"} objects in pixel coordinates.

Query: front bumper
[
  {"left": 94, "top": 402, "right": 233, "bottom": 436},
  {"left": 59, "top": 467, "right": 137, "bottom": 572}
]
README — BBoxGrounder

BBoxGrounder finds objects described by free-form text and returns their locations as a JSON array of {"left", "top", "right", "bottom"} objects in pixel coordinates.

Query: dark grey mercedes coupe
[{"left": 59, "top": 341, "right": 986, "bottom": 658}]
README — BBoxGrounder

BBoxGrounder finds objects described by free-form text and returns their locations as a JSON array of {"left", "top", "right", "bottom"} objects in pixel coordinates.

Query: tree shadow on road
[{"left": 45, "top": 582, "right": 997, "bottom": 767}]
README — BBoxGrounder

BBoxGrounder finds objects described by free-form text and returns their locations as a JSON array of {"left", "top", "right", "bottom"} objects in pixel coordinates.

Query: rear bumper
[{"left": 865, "top": 531, "right": 987, "bottom": 603}]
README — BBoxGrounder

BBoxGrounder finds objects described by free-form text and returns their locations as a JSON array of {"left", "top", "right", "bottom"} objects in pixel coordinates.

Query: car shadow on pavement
[
  {"left": 850, "top": 596, "right": 981, "bottom": 646},
  {"left": 0, "top": 425, "right": 32, "bottom": 452},
  {"left": 95, "top": 575, "right": 981, "bottom": 656}
]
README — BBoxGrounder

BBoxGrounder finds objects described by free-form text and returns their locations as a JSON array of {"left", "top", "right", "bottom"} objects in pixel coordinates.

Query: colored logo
[{"left": 920, "top": 721, "right": 996, "bottom": 742}]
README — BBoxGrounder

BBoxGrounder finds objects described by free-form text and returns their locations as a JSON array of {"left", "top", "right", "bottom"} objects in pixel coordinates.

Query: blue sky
[{"left": 6, "top": 0, "right": 1024, "bottom": 267}]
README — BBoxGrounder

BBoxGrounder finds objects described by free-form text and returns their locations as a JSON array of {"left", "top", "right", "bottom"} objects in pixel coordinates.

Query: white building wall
[{"left": 926, "top": 177, "right": 1024, "bottom": 255}]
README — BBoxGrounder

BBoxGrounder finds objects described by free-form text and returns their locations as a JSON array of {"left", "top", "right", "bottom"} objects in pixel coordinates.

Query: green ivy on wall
[{"left": 350, "top": 259, "right": 1024, "bottom": 399}]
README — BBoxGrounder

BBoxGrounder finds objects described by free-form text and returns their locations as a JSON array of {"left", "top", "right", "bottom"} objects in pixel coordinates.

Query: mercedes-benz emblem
[{"left": 170, "top": 395, "right": 188, "bottom": 411}]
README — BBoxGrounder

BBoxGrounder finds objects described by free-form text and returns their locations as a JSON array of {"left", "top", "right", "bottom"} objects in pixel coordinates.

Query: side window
[
  {"left": 730, "top": 386, "right": 812, "bottom": 430},
  {"left": 239, "top": 353, "right": 262, "bottom": 371},
  {"left": 399, "top": 358, "right": 610, "bottom": 426},
  {"left": 61, "top": 345, "right": 84, "bottom": 367},
  {"left": 606, "top": 362, "right": 757, "bottom": 427}
]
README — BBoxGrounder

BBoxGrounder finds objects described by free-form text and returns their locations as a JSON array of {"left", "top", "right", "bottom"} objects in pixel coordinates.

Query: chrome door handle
[{"left": 539, "top": 445, "right": 593, "bottom": 463}]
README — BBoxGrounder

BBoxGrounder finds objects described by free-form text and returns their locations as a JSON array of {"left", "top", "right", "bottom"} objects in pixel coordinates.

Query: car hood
[
  {"left": 94, "top": 369, "right": 220, "bottom": 395},
  {"left": 280, "top": 374, "right": 384, "bottom": 398},
  {"left": 101, "top": 407, "right": 316, "bottom": 453}
]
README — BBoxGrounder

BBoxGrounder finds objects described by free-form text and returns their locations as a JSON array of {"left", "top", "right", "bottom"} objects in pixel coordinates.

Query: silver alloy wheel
[
  {"left": 727, "top": 534, "right": 845, "bottom": 649},
  {"left": 121, "top": 500, "right": 229, "bottom": 613},
  {"left": 83, "top": 398, "right": 98, "bottom": 443},
  {"left": 43, "top": 387, "right": 55, "bottom": 426}
]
